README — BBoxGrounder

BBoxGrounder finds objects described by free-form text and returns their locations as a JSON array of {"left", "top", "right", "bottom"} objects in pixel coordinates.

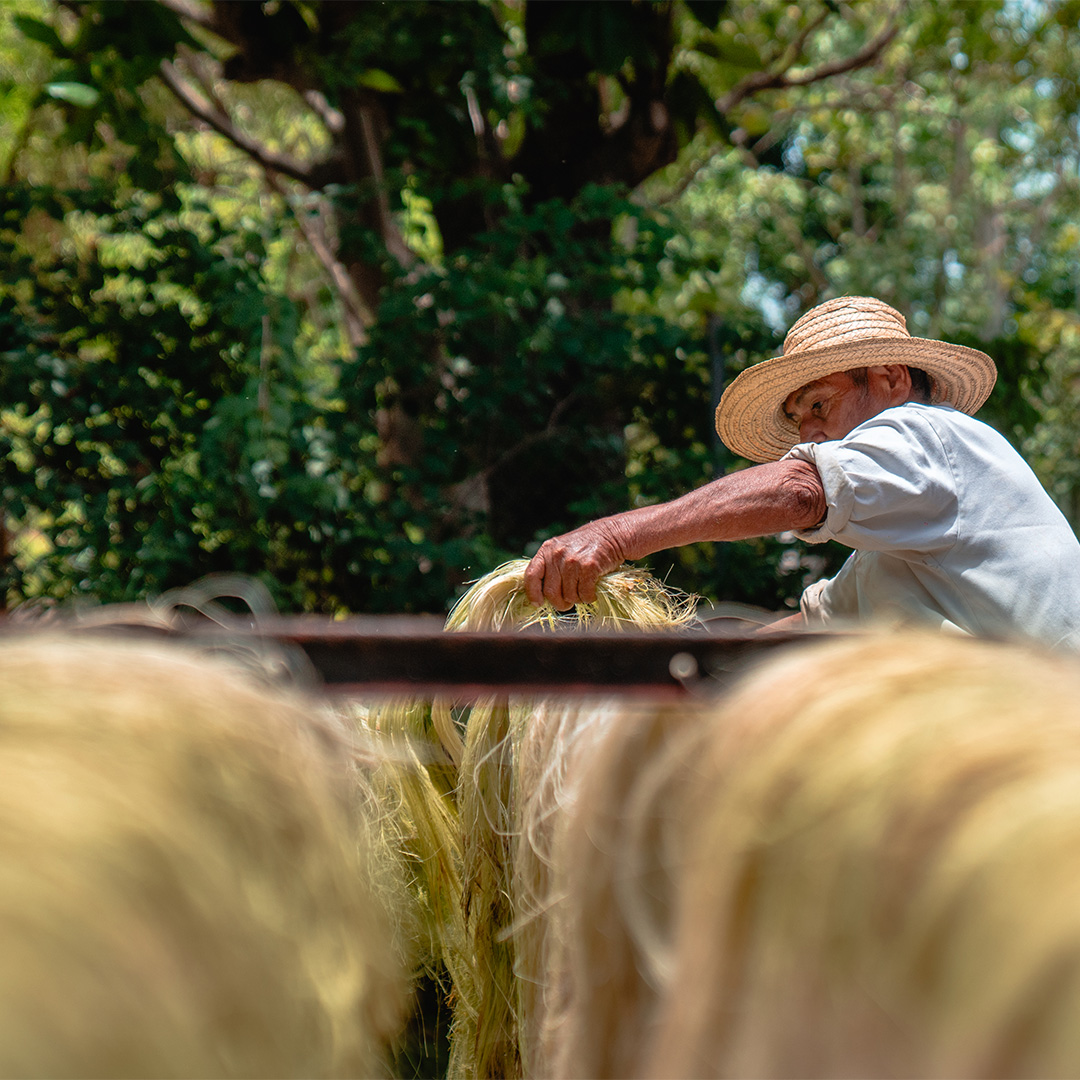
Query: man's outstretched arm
[{"left": 524, "top": 459, "right": 826, "bottom": 610}]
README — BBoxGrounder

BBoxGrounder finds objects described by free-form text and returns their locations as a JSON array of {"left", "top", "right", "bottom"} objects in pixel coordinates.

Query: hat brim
[{"left": 714, "top": 337, "right": 998, "bottom": 463}]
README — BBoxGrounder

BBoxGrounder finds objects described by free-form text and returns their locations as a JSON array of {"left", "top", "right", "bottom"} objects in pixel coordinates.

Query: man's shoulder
[
  {"left": 838, "top": 402, "right": 954, "bottom": 450},
  {"left": 878, "top": 401, "right": 966, "bottom": 427},
  {"left": 869, "top": 403, "right": 1044, "bottom": 492},
  {"left": 859, "top": 402, "right": 1004, "bottom": 446},
  {"left": 839, "top": 403, "right": 1030, "bottom": 480}
]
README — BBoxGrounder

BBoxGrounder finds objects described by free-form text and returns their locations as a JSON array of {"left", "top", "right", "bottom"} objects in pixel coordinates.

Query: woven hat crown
[{"left": 783, "top": 296, "right": 909, "bottom": 355}]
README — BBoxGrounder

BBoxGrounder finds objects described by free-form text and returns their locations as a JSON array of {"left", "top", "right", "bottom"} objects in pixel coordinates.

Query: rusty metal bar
[
  {"left": 1, "top": 613, "right": 829, "bottom": 698},
  {"left": 186, "top": 614, "right": 820, "bottom": 697}
]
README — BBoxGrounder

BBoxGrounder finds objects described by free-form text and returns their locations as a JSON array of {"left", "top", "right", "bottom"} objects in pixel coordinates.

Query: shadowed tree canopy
[{"left": 136, "top": 1, "right": 897, "bottom": 315}]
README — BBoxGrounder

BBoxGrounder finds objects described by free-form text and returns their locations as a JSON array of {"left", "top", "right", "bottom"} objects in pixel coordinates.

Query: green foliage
[
  {"left": 0, "top": 179, "right": 703, "bottom": 613},
  {"left": 0, "top": 183, "right": 359, "bottom": 609}
]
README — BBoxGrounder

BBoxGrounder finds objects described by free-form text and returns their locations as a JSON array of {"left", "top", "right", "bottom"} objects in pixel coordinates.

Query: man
[{"left": 524, "top": 295, "right": 1080, "bottom": 648}]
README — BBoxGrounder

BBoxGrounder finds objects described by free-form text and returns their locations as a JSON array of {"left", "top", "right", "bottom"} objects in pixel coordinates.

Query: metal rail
[{"left": 42, "top": 613, "right": 826, "bottom": 698}]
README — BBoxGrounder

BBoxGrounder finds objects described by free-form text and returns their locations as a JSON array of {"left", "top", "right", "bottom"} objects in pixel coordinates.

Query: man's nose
[{"left": 800, "top": 419, "right": 825, "bottom": 443}]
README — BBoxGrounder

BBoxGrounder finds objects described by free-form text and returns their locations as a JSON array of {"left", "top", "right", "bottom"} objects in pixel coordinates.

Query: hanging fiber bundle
[{"left": 366, "top": 559, "right": 698, "bottom": 1079}]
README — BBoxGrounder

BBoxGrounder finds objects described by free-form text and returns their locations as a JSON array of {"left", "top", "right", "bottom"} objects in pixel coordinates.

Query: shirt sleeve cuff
[
  {"left": 783, "top": 441, "right": 856, "bottom": 544},
  {"left": 799, "top": 578, "right": 830, "bottom": 626}
]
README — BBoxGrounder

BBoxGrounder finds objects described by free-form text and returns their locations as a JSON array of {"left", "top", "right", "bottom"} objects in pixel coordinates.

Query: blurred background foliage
[{"left": 1, "top": 0, "right": 1079, "bottom": 615}]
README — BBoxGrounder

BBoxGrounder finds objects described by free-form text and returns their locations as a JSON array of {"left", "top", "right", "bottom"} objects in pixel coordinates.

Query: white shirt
[{"left": 783, "top": 403, "right": 1080, "bottom": 649}]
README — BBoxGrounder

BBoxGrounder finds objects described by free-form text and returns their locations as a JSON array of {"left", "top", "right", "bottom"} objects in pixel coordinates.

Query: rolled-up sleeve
[{"left": 782, "top": 410, "right": 959, "bottom": 559}]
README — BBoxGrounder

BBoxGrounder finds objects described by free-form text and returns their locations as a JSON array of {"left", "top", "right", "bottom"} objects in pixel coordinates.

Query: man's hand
[{"left": 524, "top": 519, "right": 629, "bottom": 610}]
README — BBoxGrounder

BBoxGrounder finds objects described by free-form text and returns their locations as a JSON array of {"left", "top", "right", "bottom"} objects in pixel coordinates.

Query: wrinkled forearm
[
  {"left": 524, "top": 458, "right": 826, "bottom": 609},
  {"left": 600, "top": 459, "right": 826, "bottom": 562}
]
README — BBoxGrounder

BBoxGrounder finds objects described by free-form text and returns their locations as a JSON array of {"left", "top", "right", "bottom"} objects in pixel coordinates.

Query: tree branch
[
  {"left": 715, "top": 11, "right": 900, "bottom": 117},
  {"left": 263, "top": 172, "right": 373, "bottom": 348},
  {"left": 761, "top": 10, "right": 830, "bottom": 75},
  {"left": 344, "top": 95, "right": 416, "bottom": 270},
  {"left": 657, "top": 15, "right": 903, "bottom": 205},
  {"left": 158, "top": 59, "right": 316, "bottom": 186}
]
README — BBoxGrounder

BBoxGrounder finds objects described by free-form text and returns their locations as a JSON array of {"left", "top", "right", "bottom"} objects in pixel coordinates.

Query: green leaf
[
  {"left": 45, "top": 82, "right": 101, "bottom": 108},
  {"left": 13, "top": 15, "right": 65, "bottom": 54},
  {"left": 693, "top": 35, "right": 762, "bottom": 72},
  {"left": 737, "top": 102, "right": 770, "bottom": 136},
  {"left": 356, "top": 69, "right": 404, "bottom": 93},
  {"left": 683, "top": 1, "right": 727, "bottom": 29}
]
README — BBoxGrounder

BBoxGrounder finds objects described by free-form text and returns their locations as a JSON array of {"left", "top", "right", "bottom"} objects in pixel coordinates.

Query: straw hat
[{"left": 714, "top": 296, "right": 997, "bottom": 462}]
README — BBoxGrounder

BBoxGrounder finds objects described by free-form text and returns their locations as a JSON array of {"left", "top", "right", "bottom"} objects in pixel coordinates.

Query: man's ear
[{"left": 867, "top": 364, "right": 912, "bottom": 401}]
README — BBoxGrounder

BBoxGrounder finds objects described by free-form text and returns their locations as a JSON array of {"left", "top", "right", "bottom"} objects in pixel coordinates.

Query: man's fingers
[
  {"left": 524, "top": 553, "right": 545, "bottom": 606},
  {"left": 577, "top": 572, "right": 599, "bottom": 604},
  {"left": 525, "top": 546, "right": 572, "bottom": 610},
  {"left": 552, "top": 561, "right": 580, "bottom": 611},
  {"left": 541, "top": 557, "right": 571, "bottom": 611}
]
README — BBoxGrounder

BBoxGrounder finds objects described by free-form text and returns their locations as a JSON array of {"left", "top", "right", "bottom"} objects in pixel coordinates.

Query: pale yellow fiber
[
  {"left": 367, "top": 559, "right": 698, "bottom": 1079},
  {"left": 0, "top": 633, "right": 407, "bottom": 1078}
]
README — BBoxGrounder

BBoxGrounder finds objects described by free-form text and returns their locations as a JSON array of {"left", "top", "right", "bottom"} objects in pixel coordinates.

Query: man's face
[{"left": 783, "top": 370, "right": 883, "bottom": 445}]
